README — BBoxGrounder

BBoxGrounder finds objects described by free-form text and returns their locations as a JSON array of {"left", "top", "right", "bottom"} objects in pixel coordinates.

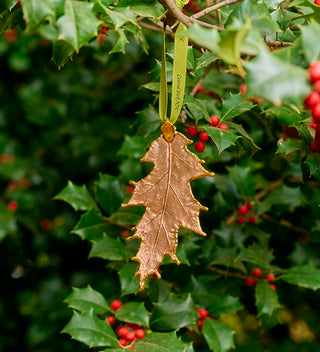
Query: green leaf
[
  {"left": 246, "top": 48, "right": 310, "bottom": 105},
  {"left": 134, "top": 332, "right": 191, "bottom": 352},
  {"left": 71, "top": 209, "right": 107, "bottom": 240},
  {"left": 208, "top": 296, "right": 243, "bottom": 317},
  {"left": 267, "top": 105, "right": 305, "bottom": 126},
  {"left": 263, "top": 185, "right": 306, "bottom": 211},
  {"left": 276, "top": 139, "right": 307, "bottom": 154},
  {"left": 195, "top": 51, "right": 219, "bottom": 73},
  {"left": 119, "top": 262, "right": 140, "bottom": 295},
  {"left": 150, "top": 294, "right": 198, "bottom": 330},
  {"left": 100, "top": 6, "right": 137, "bottom": 30},
  {"left": 186, "top": 24, "right": 220, "bottom": 54},
  {"left": 184, "top": 95, "right": 209, "bottom": 120},
  {"left": 89, "top": 234, "right": 129, "bottom": 261},
  {"left": 108, "top": 206, "right": 144, "bottom": 226},
  {"left": 211, "top": 247, "right": 247, "bottom": 273},
  {"left": 134, "top": 106, "right": 161, "bottom": 137},
  {"left": 117, "top": 135, "right": 148, "bottom": 159},
  {"left": 203, "top": 319, "right": 235, "bottom": 352},
  {"left": 115, "top": 302, "right": 150, "bottom": 327},
  {"left": 56, "top": 0, "right": 100, "bottom": 51},
  {"left": 62, "top": 310, "right": 118, "bottom": 347},
  {"left": 305, "top": 153, "right": 320, "bottom": 181},
  {"left": 118, "top": 0, "right": 164, "bottom": 18},
  {"left": 238, "top": 243, "right": 274, "bottom": 269},
  {"left": 301, "top": 21, "right": 320, "bottom": 64},
  {"left": 219, "top": 21, "right": 251, "bottom": 66},
  {"left": 54, "top": 181, "right": 96, "bottom": 211},
  {"left": 228, "top": 165, "right": 255, "bottom": 198},
  {"left": 109, "top": 28, "right": 129, "bottom": 54},
  {"left": 22, "top": 0, "right": 65, "bottom": 29},
  {"left": 255, "top": 281, "right": 281, "bottom": 316},
  {"left": 221, "top": 94, "right": 254, "bottom": 121},
  {"left": 280, "top": 265, "right": 320, "bottom": 290},
  {"left": 94, "top": 174, "right": 124, "bottom": 215},
  {"left": 64, "top": 286, "right": 109, "bottom": 314},
  {"left": 227, "top": 121, "right": 260, "bottom": 150},
  {"left": 52, "top": 39, "right": 75, "bottom": 68},
  {"left": 204, "top": 126, "right": 240, "bottom": 154}
]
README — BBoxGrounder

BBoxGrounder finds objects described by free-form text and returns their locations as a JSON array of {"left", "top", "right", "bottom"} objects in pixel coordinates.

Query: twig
[
  {"left": 207, "top": 266, "right": 248, "bottom": 279},
  {"left": 265, "top": 39, "right": 292, "bottom": 48},
  {"left": 191, "top": 0, "right": 243, "bottom": 20}
]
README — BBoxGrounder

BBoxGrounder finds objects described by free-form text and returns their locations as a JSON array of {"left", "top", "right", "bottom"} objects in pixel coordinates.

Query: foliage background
[{"left": 1, "top": 0, "right": 320, "bottom": 351}]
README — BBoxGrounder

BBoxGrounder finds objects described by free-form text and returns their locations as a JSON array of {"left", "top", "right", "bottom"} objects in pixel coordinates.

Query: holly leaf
[
  {"left": 279, "top": 265, "right": 320, "bottom": 290},
  {"left": 71, "top": 209, "right": 107, "bottom": 240},
  {"left": 246, "top": 48, "right": 310, "bottom": 105},
  {"left": 115, "top": 302, "right": 150, "bottom": 327},
  {"left": 122, "top": 121, "right": 213, "bottom": 289},
  {"left": 64, "top": 286, "right": 109, "bottom": 315},
  {"left": 276, "top": 139, "right": 307, "bottom": 155},
  {"left": 255, "top": 281, "right": 281, "bottom": 316},
  {"left": 238, "top": 244, "right": 274, "bottom": 269},
  {"left": 134, "top": 332, "right": 192, "bottom": 352},
  {"left": 150, "top": 294, "right": 198, "bottom": 330},
  {"left": 118, "top": 0, "right": 164, "bottom": 18},
  {"left": 119, "top": 263, "right": 140, "bottom": 295},
  {"left": 221, "top": 94, "right": 254, "bottom": 121},
  {"left": 54, "top": 181, "right": 96, "bottom": 211},
  {"left": 208, "top": 295, "right": 243, "bottom": 317},
  {"left": 204, "top": 126, "right": 240, "bottom": 154},
  {"left": 94, "top": 174, "right": 124, "bottom": 214},
  {"left": 202, "top": 319, "right": 235, "bottom": 352},
  {"left": 305, "top": 153, "right": 320, "bottom": 181},
  {"left": 56, "top": 0, "right": 100, "bottom": 51},
  {"left": 89, "top": 234, "right": 129, "bottom": 261},
  {"left": 301, "top": 21, "right": 320, "bottom": 64},
  {"left": 62, "top": 310, "right": 118, "bottom": 348}
]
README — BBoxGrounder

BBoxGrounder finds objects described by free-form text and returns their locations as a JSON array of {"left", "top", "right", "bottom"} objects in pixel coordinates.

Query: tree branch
[
  {"left": 191, "top": 0, "right": 243, "bottom": 20},
  {"left": 265, "top": 39, "right": 293, "bottom": 48}
]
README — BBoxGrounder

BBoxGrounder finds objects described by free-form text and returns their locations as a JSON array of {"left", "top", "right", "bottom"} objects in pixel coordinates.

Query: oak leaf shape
[{"left": 122, "top": 121, "right": 214, "bottom": 289}]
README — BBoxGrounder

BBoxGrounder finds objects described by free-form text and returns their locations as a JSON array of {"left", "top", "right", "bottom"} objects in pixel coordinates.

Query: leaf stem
[{"left": 191, "top": 0, "right": 243, "bottom": 20}]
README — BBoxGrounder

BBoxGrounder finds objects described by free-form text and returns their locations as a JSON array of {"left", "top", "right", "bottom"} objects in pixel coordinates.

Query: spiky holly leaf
[{"left": 122, "top": 121, "right": 213, "bottom": 289}]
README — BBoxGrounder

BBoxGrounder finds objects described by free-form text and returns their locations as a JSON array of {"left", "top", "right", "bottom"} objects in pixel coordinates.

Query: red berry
[
  {"left": 118, "top": 327, "right": 130, "bottom": 338},
  {"left": 16, "top": 1, "right": 21, "bottom": 5},
  {"left": 5, "top": 29, "right": 18, "bottom": 42},
  {"left": 0, "top": 154, "right": 15, "bottom": 163},
  {"left": 238, "top": 205, "right": 248, "bottom": 216},
  {"left": 315, "top": 0, "right": 320, "bottom": 4},
  {"left": 310, "top": 123, "right": 317, "bottom": 129},
  {"left": 195, "top": 141, "right": 206, "bottom": 153},
  {"left": 311, "top": 141, "right": 318, "bottom": 152},
  {"left": 248, "top": 215, "right": 257, "bottom": 224},
  {"left": 312, "top": 103, "right": 320, "bottom": 123},
  {"left": 127, "top": 185, "right": 135, "bottom": 194},
  {"left": 303, "top": 91, "right": 320, "bottom": 109},
  {"left": 238, "top": 216, "right": 246, "bottom": 224},
  {"left": 270, "top": 284, "right": 276, "bottom": 290},
  {"left": 107, "top": 316, "right": 116, "bottom": 325},
  {"left": 198, "top": 308, "right": 209, "bottom": 319},
  {"left": 197, "top": 319, "right": 204, "bottom": 329},
  {"left": 126, "top": 323, "right": 140, "bottom": 330},
  {"left": 126, "top": 331, "right": 136, "bottom": 342},
  {"left": 122, "top": 230, "right": 130, "bottom": 237},
  {"left": 218, "top": 123, "right": 228, "bottom": 131},
  {"left": 8, "top": 200, "right": 19, "bottom": 211},
  {"left": 252, "top": 268, "right": 262, "bottom": 278},
  {"left": 119, "top": 339, "right": 127, "bottom": 346},
  {"left": 314, "top": 80, "right": 320, "bottom": 92},
  {"left": 195, "top": 85, "right": 203, "bottom": 94},
  {"left": 246, "top": 201, "right": 253, "bottom": 211},
  {"left": 116, "top": 325, "right": 124, "bottom": 335},
  {"left": 111, "top": 300, "right": 122, "bottom": 310},
  {"left": 254, "top": 97, "right": 264, "bottom": 104},
  {"left": 187, "top": 126, "right": 198, "bottom": 137},
  {"left": 199, "top": 131, "right": 210, "bottom": 142},
  {"left": 40, "top": 219, "right": 53, "bottom": 231},
  {"left": 240, "top": 84, "right": 247, "bottom": 95},
  {"left": 265, "top": 273, "right": 275, "bottom": 283},
  {"left": 135, "top": 329, "right": 145, "bottom": 340},
  {"left": 309, "top": 61, "right": 320, "bottom": 83},
  {"left": 245, "top": 277, "right": 255, "bottom": 286},
  {"left": 186, "top": 1, "right": 192, "bottom": 7},
  {"left": 181, "top": 9, "right": 186, "bottom": 14},
  {"left": 209, "top": 115, "right": 220, "bottom": 127}
]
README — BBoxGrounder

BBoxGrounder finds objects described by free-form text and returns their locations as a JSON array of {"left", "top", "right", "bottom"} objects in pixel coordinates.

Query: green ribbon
[{"left": 159, "top": 22, "right": 188, "bottom": 124}]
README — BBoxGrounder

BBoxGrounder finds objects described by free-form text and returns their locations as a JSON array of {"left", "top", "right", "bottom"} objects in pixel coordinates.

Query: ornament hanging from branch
[{"left": 122, "top": 121, "right": 214, "bottom": 289}]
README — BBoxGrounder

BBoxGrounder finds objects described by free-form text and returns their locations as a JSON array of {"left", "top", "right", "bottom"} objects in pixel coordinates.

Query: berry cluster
[
  {"left": 187, "top": 115, "right": 228, "bottom": 153},
  {"left": 237, "top": 202, "right": 257, "bottom": 225},
  {"left": 303, "top": 61, "right": 320, "bottom": 153},
  {"left": 184, "top": 1, "right": 201, "bottom": 13},
  {"left": 197, "top": 307, "right": 212, "bottom": 329},
  {"left": 245, "top": 268, "right": 276, "bottom": 290},
  {"left": 97, "top": 26, "right": 109, "bottom": 45},
  {"left": 107, "top": 300, "right": 146, "bottom": 350}
]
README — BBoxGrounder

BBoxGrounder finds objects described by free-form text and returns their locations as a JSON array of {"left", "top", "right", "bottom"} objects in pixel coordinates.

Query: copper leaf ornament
[{"left": 122, "top": 121, "right": 214, "bottom": 289}]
